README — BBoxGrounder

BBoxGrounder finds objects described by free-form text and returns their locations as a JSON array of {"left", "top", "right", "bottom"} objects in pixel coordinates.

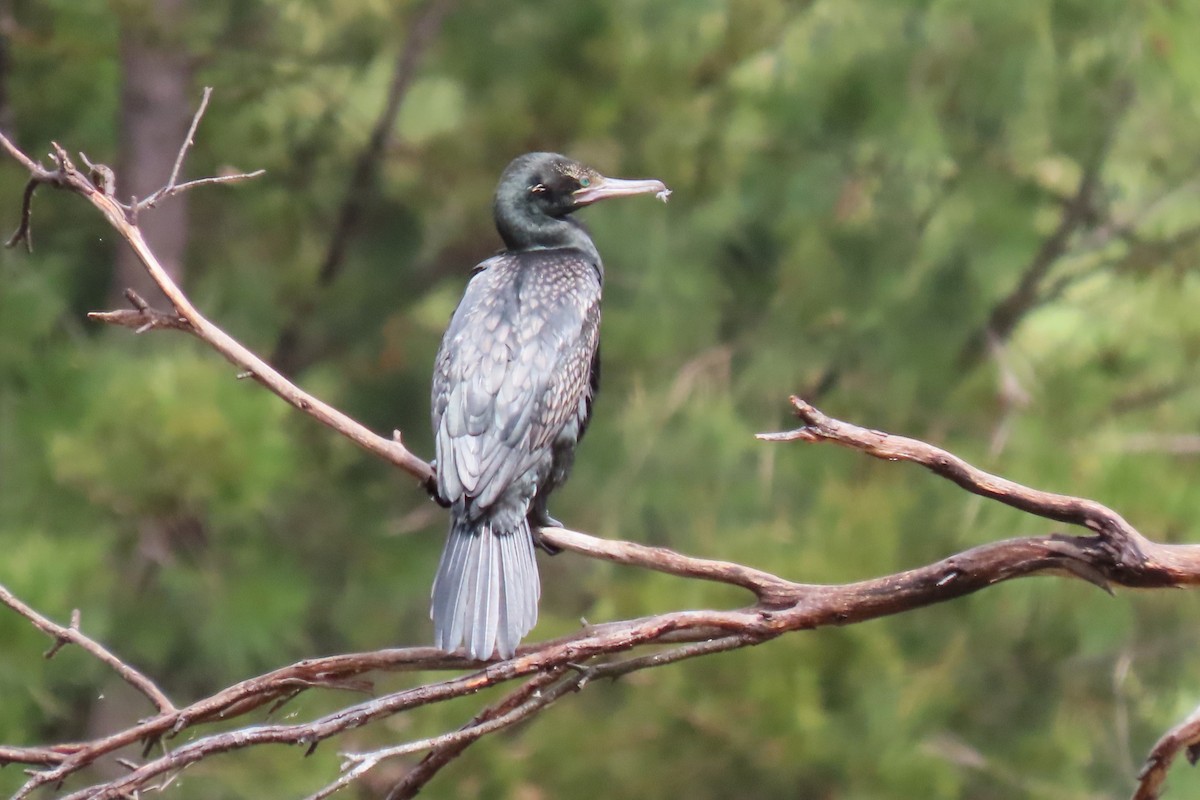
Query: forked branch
[{"left": 0, "top": 97, "right": 433, "bottom": 488}]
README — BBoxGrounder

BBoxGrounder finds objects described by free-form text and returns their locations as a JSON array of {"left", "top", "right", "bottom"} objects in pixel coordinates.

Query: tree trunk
[
  {"left": 0, "top": 1, "right": 13, "bottom": 136},
  {"left": 112, "top": 0, "right": 192, "bottom": 306}
]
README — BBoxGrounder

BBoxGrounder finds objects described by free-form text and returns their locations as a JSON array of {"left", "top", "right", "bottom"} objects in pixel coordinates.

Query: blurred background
[{"left": 3, "top": 0, "right": 1200, "bottom": 797}]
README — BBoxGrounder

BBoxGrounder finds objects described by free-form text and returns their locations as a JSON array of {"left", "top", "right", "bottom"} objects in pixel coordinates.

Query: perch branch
[
  {"left": 0, "top": 100, "right": 434, "bottom": 489},
  {"left": 4, "top": 379, "right": 1200, "bottom": 798},
  {"left": 20, "top": 506, "right": 1200, "bottom": 799}
]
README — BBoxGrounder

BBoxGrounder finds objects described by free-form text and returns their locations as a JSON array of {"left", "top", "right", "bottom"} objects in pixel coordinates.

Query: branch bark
[
  {"left": 112, "top": 0, "right": 194, "bottom": 307},
  {"left": 1135, "top": 702, "right": 1200, "bottom": 800}
]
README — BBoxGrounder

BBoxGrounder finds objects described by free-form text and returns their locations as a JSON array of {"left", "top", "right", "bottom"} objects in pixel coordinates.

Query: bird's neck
[{"left": 496, "top": 213, "right": 601, "bottom": 270}]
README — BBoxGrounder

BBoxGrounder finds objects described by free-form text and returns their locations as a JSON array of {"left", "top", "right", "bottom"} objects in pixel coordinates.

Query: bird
[{"left": 430, "top": 152, "right": 670, "bottom": 660}]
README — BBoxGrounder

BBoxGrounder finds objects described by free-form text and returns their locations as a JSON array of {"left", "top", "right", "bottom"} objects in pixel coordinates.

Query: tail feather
[
  {"left": 431, "top": 523, "right": 469, "bottom": 651},
  {"left": 431, "top": 516, "right": 539, "bottom": 660}
]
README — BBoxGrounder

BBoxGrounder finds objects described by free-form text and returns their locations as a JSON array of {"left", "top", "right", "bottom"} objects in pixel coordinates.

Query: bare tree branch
[
  {"left": 9, "top": 496, "right": 1199, "bottom": 799},
  {"left": 763, "top": 398, "right": 1122, "bottom": 533},
  {"left": 0, "top": 744, "right": 73, "bottom": 768},
  {"left": 1135, "top": 702, "right": 1200, "bottom": 800},
  {"left": 312, "top": 669, "right": 575, "bottom": 800},
  {"left": 382, "top": 668, "right": 569, "bottom": 800},
  {"left": 0, "top": 583, "right": 174, "bottom": 714},
  {"left": 2, "top": 139, "right": 74, "bottom": 251},
  {"left": 131, "top": 87, "right": 264, "bottom": 217},
  {"left": 0, "top": 113, "right": 435, "bottom": 490}
]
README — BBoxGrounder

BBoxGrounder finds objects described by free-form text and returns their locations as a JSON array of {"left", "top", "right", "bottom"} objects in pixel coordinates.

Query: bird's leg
[
  {"left": 425, "top": 461, "right": 451, "bottom": 508},
  {"left": 529, "top": 496, "right": 563, "bottom": 555}
]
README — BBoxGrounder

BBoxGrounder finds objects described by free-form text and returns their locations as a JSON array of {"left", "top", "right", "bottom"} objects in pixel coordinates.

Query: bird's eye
[{"left": 579, "top": 177, "right": 591, "bottom": 188}]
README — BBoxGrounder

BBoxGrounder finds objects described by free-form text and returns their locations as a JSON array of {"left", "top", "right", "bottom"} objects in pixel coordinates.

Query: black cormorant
[{"left": 430, "top": 152, "right": 670, "bottom": 660}]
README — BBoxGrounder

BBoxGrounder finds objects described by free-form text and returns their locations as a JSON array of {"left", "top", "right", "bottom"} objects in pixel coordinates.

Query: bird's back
[{"left": 432, "top": 249, "right": 601, "bottom": 524}]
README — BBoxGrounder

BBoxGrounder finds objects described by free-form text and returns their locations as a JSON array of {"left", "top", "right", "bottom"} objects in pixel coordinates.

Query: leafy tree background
[{"left": 3, "top": 0, "right": 1200, "bottom": 797}]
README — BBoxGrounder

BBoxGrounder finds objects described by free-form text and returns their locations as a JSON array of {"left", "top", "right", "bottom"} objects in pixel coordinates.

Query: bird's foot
[
  {"left": 531, "top": 522, "right": 563, "bottom": 556},
  {"left": 424, "top": 463, "right": 451, "bottom": 508}
]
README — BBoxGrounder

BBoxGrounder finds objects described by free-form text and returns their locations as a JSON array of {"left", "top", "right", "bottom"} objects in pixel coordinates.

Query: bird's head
[{"left": 493, "top": 153, "right": 669, "bottom": 251}]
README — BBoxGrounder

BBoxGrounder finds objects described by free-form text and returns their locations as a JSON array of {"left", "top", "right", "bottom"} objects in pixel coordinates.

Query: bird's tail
[{"left": 431, "top": 515, "right": 540, "bottom": 660}]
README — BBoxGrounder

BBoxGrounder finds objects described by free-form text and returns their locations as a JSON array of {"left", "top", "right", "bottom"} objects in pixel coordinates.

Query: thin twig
[
  {"left": 1, "top": 135, "right": 58, "bottom": 251},
  {"left": 149, "top": 170, "right": 266, "bottom": 201},
  {"left": 88, "top": 293, "right": 192, "bottom": 334},
  {"left": 7, "top": 173, "right": 38, "bottom": 250},
  {"left": 164, "top": 86, "right": 209, "bottom": 195},
  {"left": 0, "top": 127, "right": 45, "bottom": 173},
  {"left": 541, "top": 526, "right": 801, "bottom": 604},
  {"left": 127, "top": 88, "right": 265, "bottom": 213},
  {"left": 383, "top": 669, "right": 567, "bottom": 800},
  {"left": 0, "top": 583, "right": 174, "bottom": 713},
  {"left": 329, "top": 674, "right": 581, "bottom": 798}
]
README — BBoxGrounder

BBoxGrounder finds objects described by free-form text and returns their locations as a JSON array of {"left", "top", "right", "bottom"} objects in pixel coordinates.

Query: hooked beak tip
[{"left": 574, "top": 176, "right": 671, "bottom": 206}]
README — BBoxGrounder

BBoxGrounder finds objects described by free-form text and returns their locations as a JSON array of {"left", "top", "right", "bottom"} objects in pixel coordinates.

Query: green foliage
[
  {"left": 4, "top": 0, "right": 1200, "bottom": 797},
  {"left": 49, "top": 348, "right": 297, "bottom": 518}
]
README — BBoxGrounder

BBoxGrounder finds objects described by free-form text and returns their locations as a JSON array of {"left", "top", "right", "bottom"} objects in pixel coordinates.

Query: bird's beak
[{"left": 574, "top": 175, "right": 671, "bottom": 206}]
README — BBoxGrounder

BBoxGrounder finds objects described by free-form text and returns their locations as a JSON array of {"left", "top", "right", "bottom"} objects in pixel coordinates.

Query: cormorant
[{"left": 430, "top": 152, "right": 670, "bottom": 660}]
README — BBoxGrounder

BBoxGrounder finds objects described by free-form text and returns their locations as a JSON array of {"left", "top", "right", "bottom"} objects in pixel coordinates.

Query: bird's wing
[{"left": 432, "top": 251, "right": 601, "bottom": 513}]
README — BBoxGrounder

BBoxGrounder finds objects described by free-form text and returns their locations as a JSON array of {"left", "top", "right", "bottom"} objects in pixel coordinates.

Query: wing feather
[{"left": 432, "top": 251, "right": 601, "bottom": 517}]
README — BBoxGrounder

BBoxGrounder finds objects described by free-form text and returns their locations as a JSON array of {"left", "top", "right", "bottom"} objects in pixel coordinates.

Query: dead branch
[
  {"left": 0, "top": 102, "right": 434, "bottom": 489},
  {"left": 1135, "top": 702, "right": 1200, "bottom": 800},
  {"left": 382, "top": 668, "right": 568, "bottom": 799},
  {"left": 0, "top": 584, "right": 174, "bottom": 714},
  {"left": 761, "top": 396, "right": 1200, "bottom": 587},
  {"left": 312, "top": 668, "right": 576, "bottom": 800},
  {"left": 4, "top": 90, "right": 1200, "bottom": 800},
  {"left": 7, "top": 464, "right": 1200, "bottom": 798}
]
